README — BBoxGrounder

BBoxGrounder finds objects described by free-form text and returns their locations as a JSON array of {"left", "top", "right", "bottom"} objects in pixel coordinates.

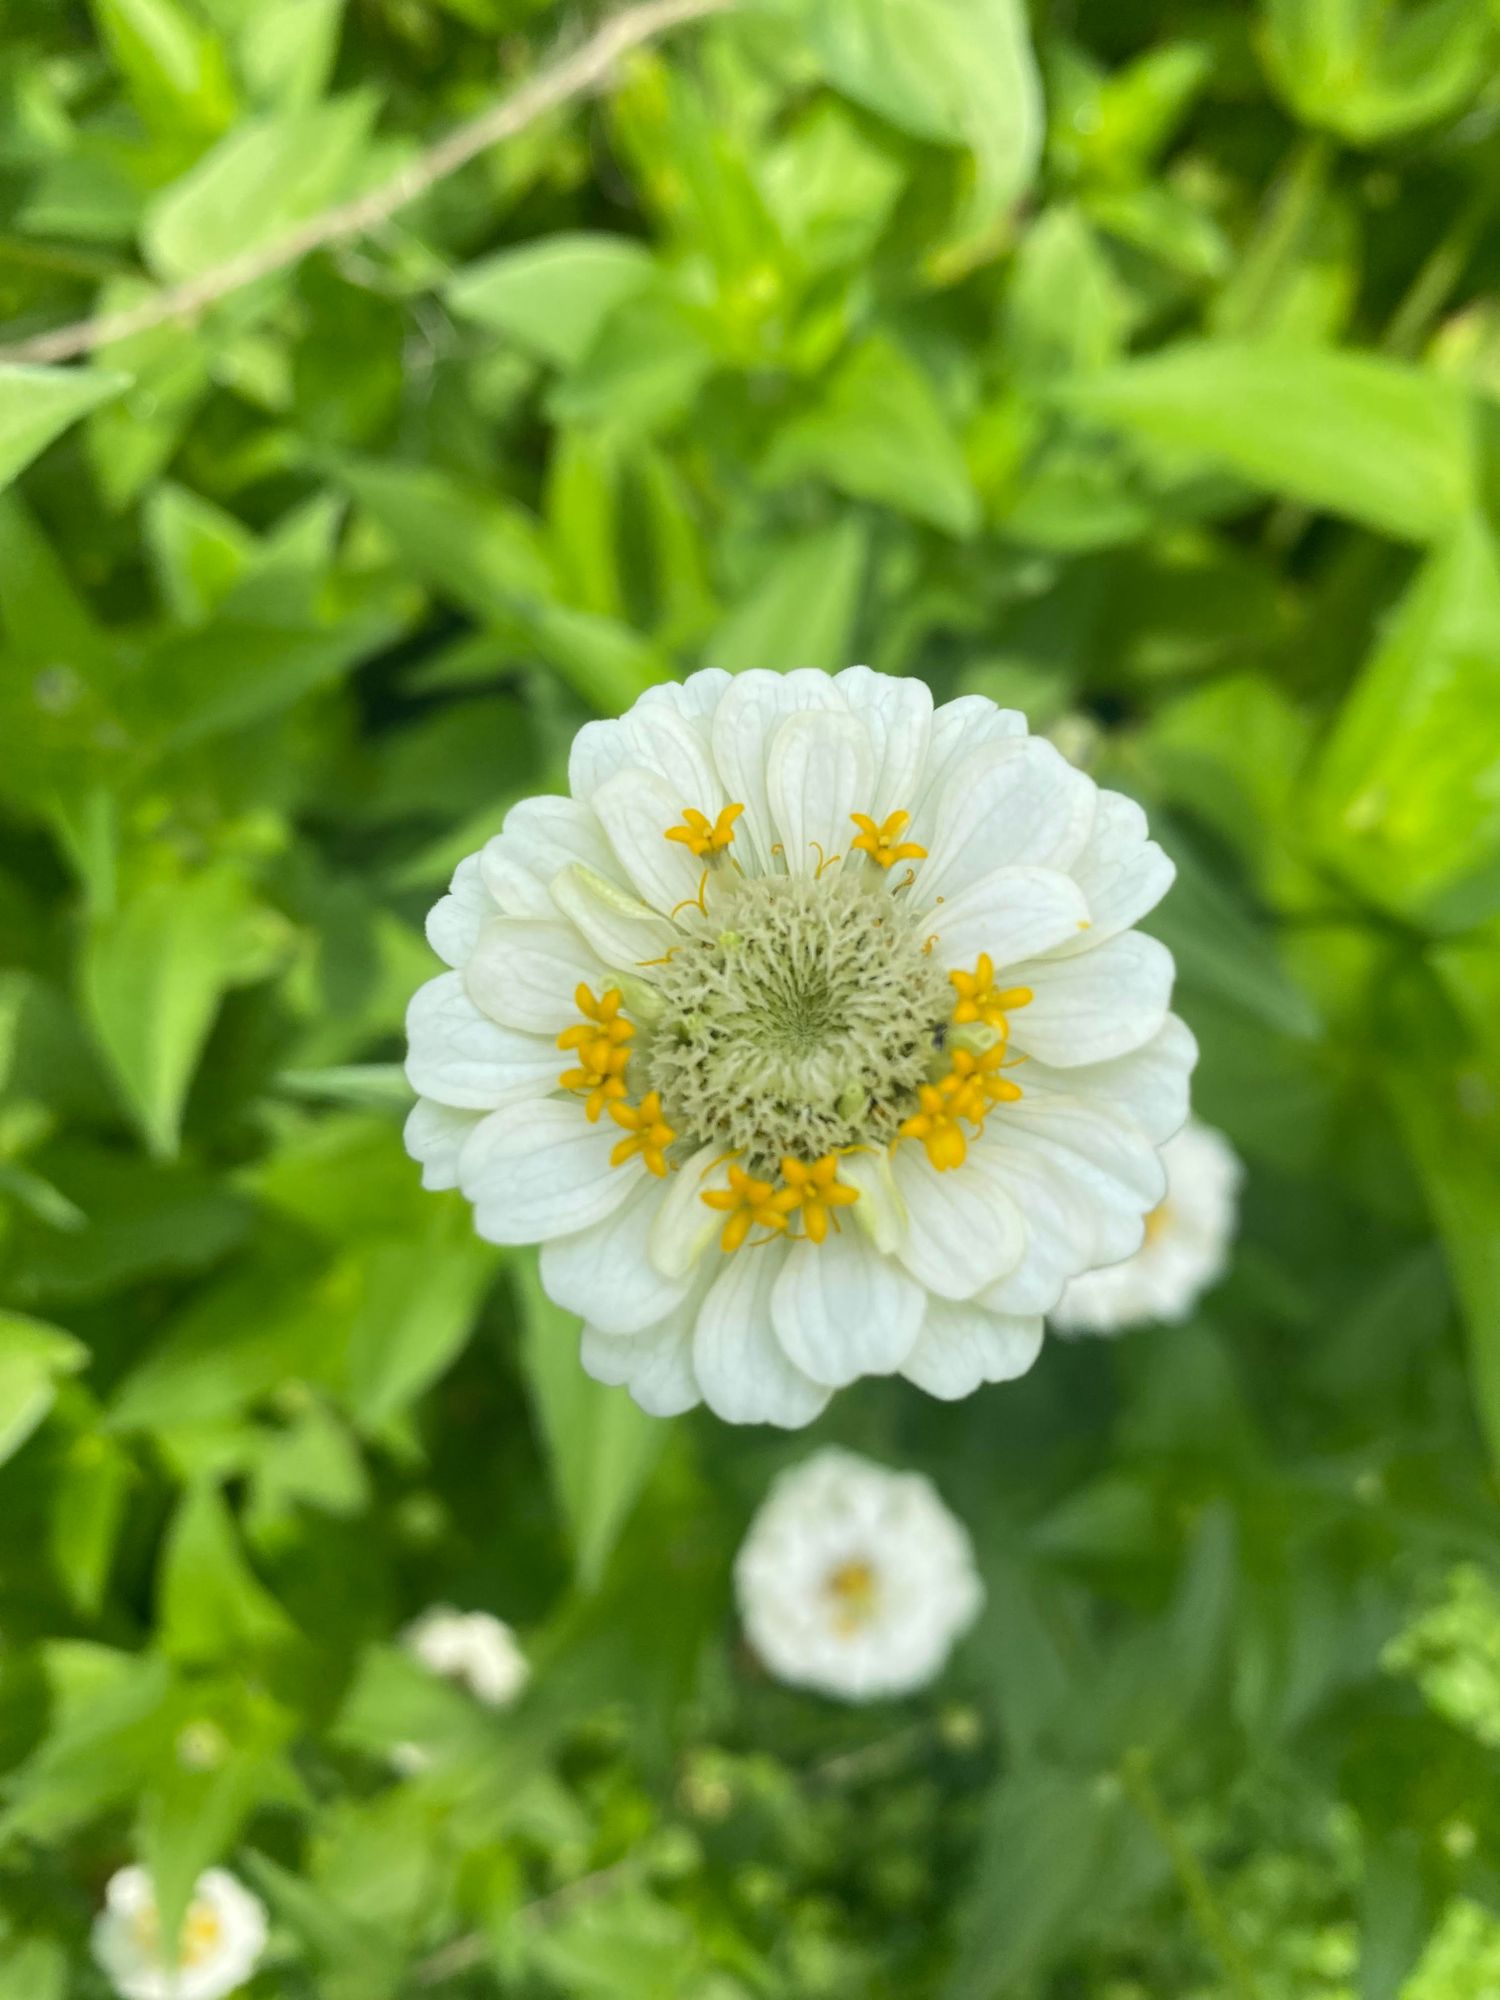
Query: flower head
[
  {"left": 405, "top": 666, "right": 1192, "bottom": 1426},
  {"left": 734, "top": 1448, "right": 982, "bottom": 1700},
  {"left": 1050, "top": 1119, "right": 1240, "bottom": 1334},
  {"left": 401, "top": 1605, "right": 529, "bottom": 1708},
  {"left": 91, "top": 1866, "right": 267, "bottom": 2000}
]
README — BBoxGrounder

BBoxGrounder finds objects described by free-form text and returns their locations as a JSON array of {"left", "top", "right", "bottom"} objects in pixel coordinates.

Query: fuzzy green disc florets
[{"left": 644, "top": 873, "right": 951, "bottom": 1172}]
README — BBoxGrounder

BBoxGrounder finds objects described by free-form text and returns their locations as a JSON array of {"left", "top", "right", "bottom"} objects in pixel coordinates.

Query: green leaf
[
  {"left": 806, "top": 0, "right": 1042, "bottom": 240},
  {"left": 707, "top": 518, "right": 868, "bottom": 674},
  {"left": 1313, "top": 517, "right": 1500, "bottom": 929},
  {"left": 0, "top": 1312, "right": 87, "bottom": 1466},
  {"left": 514, "top": 1253, "right": 665, "bottom": 1593},
  {"left": 81, "top": 859, "right": 284, "bottom": 1157},
  {"left": 89, "top": 0, "right": 236, "bottom": 139},
  {"left": 144, "top": 93, "right": 377, "bottom": 280},
  {"left": 345, "top": 1219, "right": 495, "bottom": 1429},
  {"left": 0, "top": 366, "right": 131, "bottom": 496},
  {"left": 236, "top": 0, "right": 345, "bottom": 109},
  {"left": 157, "top": 1480, "right": 300, "bottom": 1663},
  {"left": 1261, "top": 0, "right": 1492, "bottom": 143},
  {"left": 446, "top": 234, "right": 658, "bottom": 370},
  {"left": 144, "top": 482, "right": 256, "bottom": 623},
  {"left": 338, "top": 457, "right": 555, "bottom": 617},
  {"left": 1057, "top": 342, "right": 1476, "bottom": 543},
  {"left": 764, "top": 336, "right": 980, "bottom": 536}
]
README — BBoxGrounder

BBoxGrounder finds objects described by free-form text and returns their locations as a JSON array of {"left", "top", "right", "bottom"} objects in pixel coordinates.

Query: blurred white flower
[
  {"left": 734, "top": 1448, "right": 983, "bottom": 1701},
  {"left": 92, "top": 1866, "right": 267, "bottom": 2000},
  {"left": 1051, "top": 1119, "right": 1241, "bottom": 1334},
  {"left": 406, "top": 666, "right": 1192, "bottom": 1425},
  {"left": 401, "top": 1605, "right": 529, "bottom": 1707}
]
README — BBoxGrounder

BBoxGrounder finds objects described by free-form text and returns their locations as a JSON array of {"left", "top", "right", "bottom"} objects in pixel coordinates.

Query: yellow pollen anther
[
  {"left": 949, "top": 955, "right": 1033, "bottom": 1036},
  {"left": 701, "top": 1163, "right": 800, "bottom": 1252},
  {"left": 779, "top": 1154, "right": 860, "bottom": 1243},
  {"left": 608, "top": 1091, "right": 677, "bottom": 1176},
  {"left": 850, "top": 809, "right": 927, "bottom": 870},
  {"left": 556, "top": 984, "right": 634, "bottom": 1120},
  {"left": 665, "top": 802, "right": 744, "bottom": 858},
  {"left": 897, "top": 1043, "right": 1022, "bottom": 1171},
  {"left": 825, "top": 1558, "right": 880, "bottom": 1634}
]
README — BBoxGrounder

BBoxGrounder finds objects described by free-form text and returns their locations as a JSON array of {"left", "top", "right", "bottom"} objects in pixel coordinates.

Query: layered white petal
[
  {"left": 591, "top": 766, "right": 710, "bottom": 916},
  {"left": 693, "top": 1240, "right": 832, "bottom": 1427},
  {"left": 426, "top": 853, "right": 496, "bottom": 968},
  {"left": 580, "top": 1311, "right": 701, "bottom": 1416},
  {"left": 767, "top": 709, "right": 874, "bottom": 878},
  {"left": 480, "top": 795, "right": 622, "bottom": 912},
  {"left": 914, "top": 694, "right": 1026, "bottom": 833},
  {"left": 404, "top": 1097, "right": 484, "bottom": 1190},
  {"left": 710, "top": 667, "right": 847, "bottom": 868},
  {"left": 406, "top": 973, "right": 559, "bottom": 1109},
  {"left": 460, "top": 1099, "right": 635, "bottom": 1243},
  {"left": 920, "top": 737, "right": 1095, "bottom": 901},
  {"left": 1007, "top": 931, "right": 1174, "bottom": 1066},
  {"left": 1016, "top": 1013, "right": 1197, "bottom": 1147},
  {"left": 549, "top": 862, "right": 679, "bottom": 973},
  {"left": 928, "top": 864, "right": 1090, "bottom": 971},
  {"left": 541, "top": 1172, "right": 689, "bottom": 1335},
  {"left": 902, "top": 1297, "right": 1044, "bottom": 1399},
  {"left": 1052, "top": 787, "right": 1175, "bottom": 955},
  {"left": 995, "top": 1094, "right": 1167, "bottom": 1268},
  {"left": 464, "top": 918, "right": 604, "bottom": 1034},
  {"left": 568, "top": 669, "right": 732, "bottom": 803},
  {"left": 891, "top": 1145, "right": 1027, "bottom": 1299},
  {"left": 647, "top": 1143, "right": 727, "bottom": 1279},
  {"left": 836, "top": 665, "right": 932, "bottom": 823},
  {"left": 771, "top": 1228, "right": 925, "bottom": 1386}
]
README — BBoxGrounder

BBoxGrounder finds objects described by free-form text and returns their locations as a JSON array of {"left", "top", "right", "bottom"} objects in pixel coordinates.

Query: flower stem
[{"left": 1119, "top": 1749, "right": 1262, "bottom": 2000}]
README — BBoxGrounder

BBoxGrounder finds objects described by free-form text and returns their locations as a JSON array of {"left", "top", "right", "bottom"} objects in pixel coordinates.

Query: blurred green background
[{"left": 2, "top": 0, "right": 1500, "bottom": 1992}]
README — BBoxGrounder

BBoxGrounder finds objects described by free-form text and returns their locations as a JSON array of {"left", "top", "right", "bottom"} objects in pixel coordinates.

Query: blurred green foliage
[{"left": 1, "top": 0, "right": 1499, "bottom": 1993}]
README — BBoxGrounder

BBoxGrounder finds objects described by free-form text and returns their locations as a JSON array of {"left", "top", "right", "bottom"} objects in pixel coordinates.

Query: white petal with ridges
[
  {"left": 549, "top": 863, "right": 679, "bottom": 973},
  {"left": 995, "top": 1093, "right": 1166, "bottom": 1267},
  {"left": 592, "top": 766, "right": 711, "bottom": 916},
  {"left": 710, "top": 668, "right": 847, "bottom": 869},
  {"left": 580, "top": 1313, "right": 700, "bottom": 1417},
  {"left": 1014, "top": 1013, "right": 1197, "bottom": 1147},
  {"left": 480, "top": 796, "right": 622, "bottom": 911},
  {"left": 404, "top": 1098, "right": 484, "bottom": 1190},
  {"left": 914, "top": 695, "right": 1026, "bottom": 833},
  {"left": 541, "top": 1173, "right": 689, "bottom": 1335},
  {"left": 928, "top": 865, "right": 1090, "bottom": 971},
  {"left": 426, "top": 854, "right": 496, "bottom": 968},
  {"left": 771, "top": 1229, "right": 925, "bottom": 1386},
  {"left": 767, "top": 709, "right": 874, "bottom": 878},
  {"left": 406, "top": 973, "right": 560, "bottom": 1109},
  {"left": 920, "top": 737, "right": 1096, "bottom": 901},
  {"left": 836, "top": 665, "right": 932, "bottom": 823},
  {"left": 1052, "top": 788, "right": 1175, "bottom": 955},
  {"left": 460, "top": 1099, "right": 634, "bottom": 1243},
  {"left": 693, "top": 1241, "right": 831, "bottom": 1427},
  {"left": 1007, "top": 931, "right": 1173, "bottom": 1066},
  {"left": 647, "top": 1143, "right": 727, "bottom": 1279},
  {"left": 902, "top": 1298, "right": 1043, "bottom": 1399},
  {"left": 890, "top": 1145, "right": 1027, "bottom": 1299},
  {"left": 464, "top": 918, "right": 605, "bottom": 1034}
]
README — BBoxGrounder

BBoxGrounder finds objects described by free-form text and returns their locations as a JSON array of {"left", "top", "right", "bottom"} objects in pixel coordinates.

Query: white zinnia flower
[
  {"left": 400, "top": 1605, "right": 530, "bottom": 1706},
  {"left": 92, "top": 1866, "right": 267, "bottom": 2000},
  {"left": 405, "top": 666, "right": 1193, "bottom": 1426},
  {"left": 735, "top": 1448, "right": 982, "bottom": 1700},
  {"left": 1051, "top": 1119, "right": 1241, "bottom": 1334}
]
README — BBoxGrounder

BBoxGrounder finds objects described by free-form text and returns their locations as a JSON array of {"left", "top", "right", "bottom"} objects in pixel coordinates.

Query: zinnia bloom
[
  {"left": 91, "top": 1866, "right": 267, "bottom": 2000},
  {"left": 735, "top": 1448, "right": 982, "bottom": 1700},
  {"left": 1051, "top": 1118, "right": 1241, "bottom": 1334},
  {"left": 406, "top": 667, "right": 1192, "bottom": 1426}
]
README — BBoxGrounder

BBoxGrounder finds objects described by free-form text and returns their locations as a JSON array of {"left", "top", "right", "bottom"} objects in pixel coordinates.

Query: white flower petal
[
  {"left": 901, "top": 1297, "right": 1044, "bottom": 1399},
  {"left": 592, "top": 766, "right": 710, "bottom": 916},
  {"left": 891, "top": 1144, "right": 1027, "bottom": 1299},
  {"left": 767, "top": 708, "right": 875, "bottom": 878},
  {"left": 996, "top": 1092, "right": 1166, "bottom": 1268},
  {"left": 1008, "top": 931, "right": 1174, "bottom": 1066},
  {"left": 1051, "top": 787, "right": 1175, "bottom": 955},
  {"left": 710, "top": 667, "right": 847, "bottom": 868},
  {"left": 693, "top": 1240, "right": 832, "bottom": 1427},
  {"left": 569, "top": 669, "right": 732, "bottom": 803},
  {"left": 839, "top": 1146, "right": 907, "bottom": 1253},
  {"left": 406, "top": 972, "right": 560, "bottom": 1109},
  {"left": 580, "top": 1312, "right": 701, "bottom": 1416},
  {"left": 920, "top": 736, "right": 1096, "bottom": 901},
  {"left": 835, "top": 664, "right": 933, "bottom": 822},
  {"left": 426, "top": 853, "right": 496, "bottom": 968},
  {"left": 480, "top": 795, "right": 622, "bottom": 912},
  {"left": 404, "top": 1097, "right": 484, "bottom": 1190},
  {"left": 460, "top": 1098, "right": 635, "bottom": 1243},
  {"left": 549, "top": 862, "right": 679, "bottom": 974},
  {"left": 621, "top": 698, "right": 724, "bottom": 810},
  {"left": 914, "top": 694, "right": 1026, "bottom": 832},
  {"left": 928, "top": 864, "right": 1091, "bottom": 971},
  {"left": 647, "top": 1142, "right": 726, "bottom": 1279},
  {"left": 541, "top": 1171, "right": 690, "bottom": 1335},
  {"left": 771, "top": 1228, "right": 925, "bottom": 1386},
  {"left": 973, "top": 1141, "right": 1099, "bottom": 1315},
  {"left": 464, "top": 918, "right": 605, "bottom": 1034},
  {"left": 1016, "top": 1012, "right": 1197, "bottom": 1146}
]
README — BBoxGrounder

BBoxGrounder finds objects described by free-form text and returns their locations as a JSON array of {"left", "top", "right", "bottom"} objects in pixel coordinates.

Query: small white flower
[
  {"left": 735, "top": 1448, "right": 983, "bottom": 1701},
  {"left": 401, "top": 1605, "right": 529, "bottom": 1707},
  {"left": 1051, "top": 1119, "right": 1241, "bottom": 1334},
  {"left": 91, "top": 1866, "right": 267, "bottom": 2000},
  {"left": 405, "top": 666, "right": 1193, "bottom": 1425}
]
